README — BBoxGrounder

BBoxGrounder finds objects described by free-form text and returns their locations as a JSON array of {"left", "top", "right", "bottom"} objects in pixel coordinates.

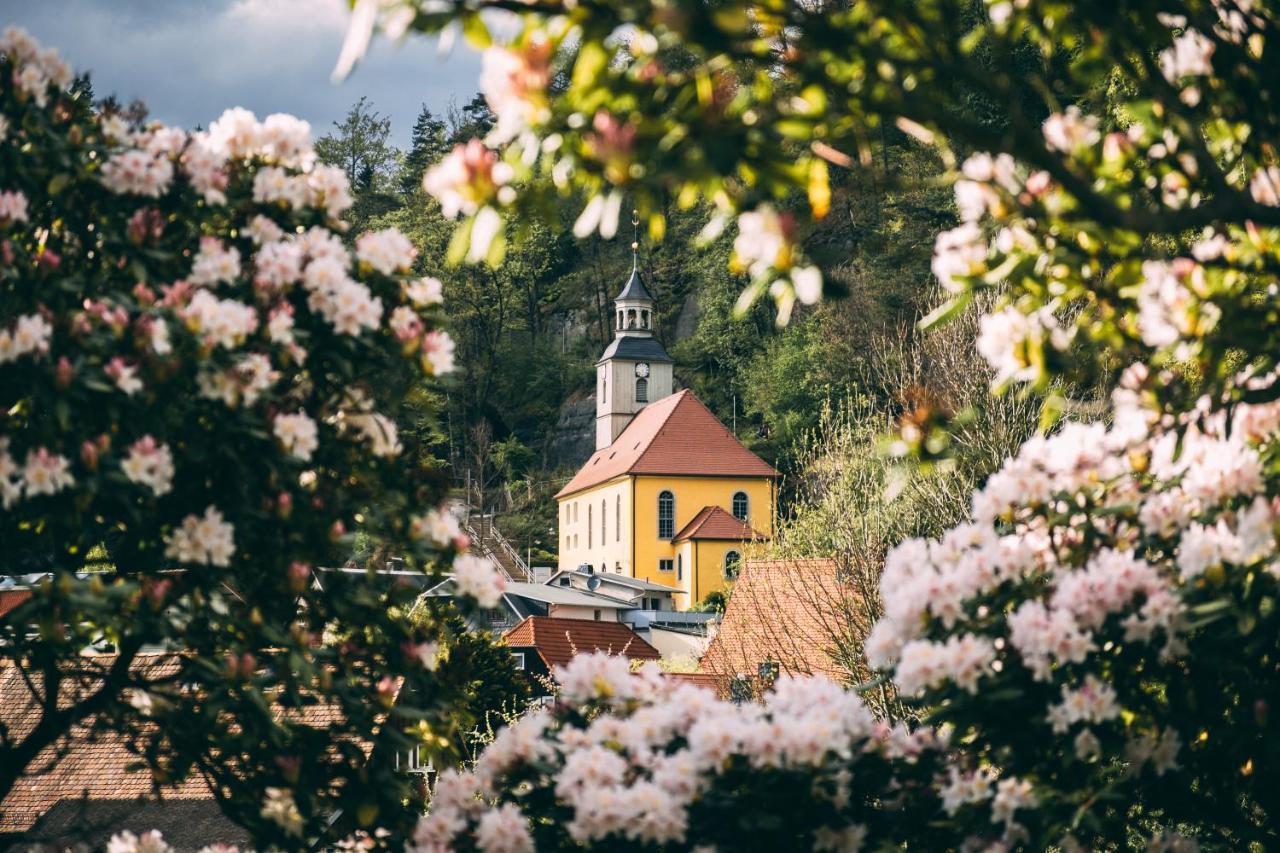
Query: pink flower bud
[
  {"left": 79, "top": 440, "right": 98, "bottom": 470},
  {"left": 55, "top": 357, "right": 75, "bottom": 388}
]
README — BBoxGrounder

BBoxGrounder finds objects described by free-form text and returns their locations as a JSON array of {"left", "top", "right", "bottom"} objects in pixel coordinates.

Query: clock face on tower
[{"left": 635, "top": 362, "right": 650, "bottom": 378}]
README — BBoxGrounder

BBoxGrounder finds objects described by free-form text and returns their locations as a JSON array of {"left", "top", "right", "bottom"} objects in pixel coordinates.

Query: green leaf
[
  {"left": 47, "top": 173, "right": 71, "bottom": 196},
  {"left": 572, "top": 42, "right": 608, "bottom": 91},
  {"left": 446, "top": 218, "right": 474, "bottom": 267},
  {"left": 919, "top": 292, "right": 972, "bottom": 331},
  {"left": 460, "top": 13, "right": 491, "bottom": 49}
]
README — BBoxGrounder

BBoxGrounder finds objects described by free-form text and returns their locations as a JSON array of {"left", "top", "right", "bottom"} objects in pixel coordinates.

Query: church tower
[{"left": 595, "top": 230, "right": 673, "bottom": 450}]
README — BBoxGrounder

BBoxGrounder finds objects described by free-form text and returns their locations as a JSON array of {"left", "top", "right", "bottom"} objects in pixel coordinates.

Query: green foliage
[
  {"left": 400, "top": 104, "right": 449, "bottom": 197},
  {"left": 315, "top": 95, "right": 398, "bottom": 230}
]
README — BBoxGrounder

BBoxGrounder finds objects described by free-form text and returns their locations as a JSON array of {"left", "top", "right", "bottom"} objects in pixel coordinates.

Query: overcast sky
[{"left": 1, "top": 0, "right": 483, "bottom": 146}]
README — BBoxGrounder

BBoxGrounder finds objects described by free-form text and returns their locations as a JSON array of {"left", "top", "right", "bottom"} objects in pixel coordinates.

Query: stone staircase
[{"left": 464, "top": 513, "right": 531, "bottom": 583}]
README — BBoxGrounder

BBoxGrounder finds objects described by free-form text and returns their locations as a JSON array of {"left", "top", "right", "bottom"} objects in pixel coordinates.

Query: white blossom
[
  {"left": 122, "top": 435, "right": 175, "bottom": 497},
  {"left": 164, "top": 505, "right": 236, "bottom": 567},
  {"left": 273, "top": 411, "right": 319, "bottom": 461},
  {"left": 452, "top": 553, "right": 506, "bottom": 609}
]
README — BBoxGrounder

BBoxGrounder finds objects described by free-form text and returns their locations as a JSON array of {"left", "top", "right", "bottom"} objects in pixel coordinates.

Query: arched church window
[
  {"left": 642, "top": 309, "right": 650, "bottom": 329},
  {"left": 627, "top": 309, "right": 637, "bottom": 329},
  {"left": 732, "top": 491, "right": 749, "bottom": 521},
  {"left": 635, "top": 377, "right": 648, "bottom": 403},
  {"left": 724, "top": 550, "right": 742, "bottom": 579},
  {"left": 658, "top": 490, "right": 674, "bottom": 539},
  {"left": 617, "top": 310, "right": 624, "bottom": 330}
]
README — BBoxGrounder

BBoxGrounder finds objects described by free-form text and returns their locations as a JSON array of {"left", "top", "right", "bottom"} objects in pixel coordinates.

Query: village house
[
  {"left": 700, "top": 558, "right": 860, "bottom": 698},
  {"left": 502, "top": 616, "right": 661, "bottom": 696},
  {"left": 555, "top": 260, "right": 778, "bottom": 610}
]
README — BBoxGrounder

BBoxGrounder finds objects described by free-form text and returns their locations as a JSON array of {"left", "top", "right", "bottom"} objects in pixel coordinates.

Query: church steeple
[{"left": 595, "top": 212, "right": 674, "bottom": 450}]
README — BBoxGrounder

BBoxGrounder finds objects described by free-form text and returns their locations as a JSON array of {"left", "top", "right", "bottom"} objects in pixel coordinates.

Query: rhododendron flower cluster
[
  {"left": 415, "top": 654, "right": 970, "bottom": 851},
  {"left": 0, "top": 28, "right": 496, "bottom": 845}
]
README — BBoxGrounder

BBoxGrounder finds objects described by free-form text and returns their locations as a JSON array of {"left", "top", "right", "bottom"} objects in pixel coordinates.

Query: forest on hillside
[{"left": 312, "top": 90, "right": 979, "bottom": 570}]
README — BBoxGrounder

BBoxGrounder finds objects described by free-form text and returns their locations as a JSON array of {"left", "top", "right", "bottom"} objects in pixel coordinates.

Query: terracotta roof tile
[
  {"left": 699, "top": 559, "right": 855, "bottom": 692},
  {"left": 662, "top": 672, "right": 718, "bottom": 690},
  {"left": 673, "top": 506, "right": 764, "bottom": 542},
  {"left": 0, "top": 588, "right": 31, "bottom": 618},
  {"left": 0, "top": 656, "right": 367, "bottom": 836},
  {"left": 503, "top": 617, "right": 660, "bottom": 669},
  {"left": 0, "top": 655, "right": 212, "bottom": 835},
  {"left": 555, "top": 391, "right": 778, "bottom": 498}
]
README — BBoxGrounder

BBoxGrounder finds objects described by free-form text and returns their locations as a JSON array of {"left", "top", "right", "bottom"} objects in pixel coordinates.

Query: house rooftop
[
  {"left": 504, "top": 616, "right": 661, "bottom": 669},
  {"left": 501, "top": 581, "right": 631, "bottom": 608},
  {"left": 699, "top": 559, "right": 851, "bottom": 689},
  {"left": 556, "top": 390, "right": 778, "bottom": 498},
  {"left": 547, "top": 570, "right": 677, "bottom": 594}
]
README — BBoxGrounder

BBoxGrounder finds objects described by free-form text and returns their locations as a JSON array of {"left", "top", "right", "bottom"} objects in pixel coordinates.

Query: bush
[{"left": 0, "top": 28, "right": 503, "bottom": 849}]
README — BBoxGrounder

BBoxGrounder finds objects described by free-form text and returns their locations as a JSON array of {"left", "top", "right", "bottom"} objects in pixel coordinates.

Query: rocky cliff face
[
  {"left": 673, "top": 292, "right": 701, "bottom": 341},
  {"left": 547, "top": 392, "right": 597, "bottom": 469}
]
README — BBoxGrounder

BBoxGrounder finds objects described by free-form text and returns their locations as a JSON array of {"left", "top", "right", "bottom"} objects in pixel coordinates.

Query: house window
[
  {"left": 593, "top": 609, "right": 602, "bottom": 621},
  {"left": 512, "top": 652, "right": 526, "bottom": 671},
  {"left": 615, "top": 561, "right": 622, "bottom": 574},
  {"left": 725, "top": 550, "right": 742, "bottom": 579},
  {"left": 658, "top": 490, "right": 674, "bottom": 539},
  {"left": 396, "top": 744, "right": 432, "bottom": 774},
  {"left": 485, "top": 608, "right": 506, "bottom": 626},
  {"left": 616, "top": 495, "right": 621, "bottom": 541},
  {"left": 635, "top": 377, "right": 648, "bottom": 403},
  {"left": 588, "top": 504, "right": 592, "bottom": 548},
  {"left": 558, "top": 576, "right": 570, "bottom": 586},
  {"left": 659, "top": 558, "right": 674, "bottom": 573},
  {"left": 677, "top": 553, "right": 683, "bottom": 581},
  {"left": 732, "top": 491, "right": 749, "bottom": 521}
]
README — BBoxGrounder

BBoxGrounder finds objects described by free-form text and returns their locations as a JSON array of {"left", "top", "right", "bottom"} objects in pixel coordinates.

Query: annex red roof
[
  {"left": 673, "top": 505, "right": 764, "bottom": 542},
  {"left": 503, "top": 616, "right": 660, "bottom": 669},
  {"left": 556, "top": 390, "right": 778, "bottom": 498}
]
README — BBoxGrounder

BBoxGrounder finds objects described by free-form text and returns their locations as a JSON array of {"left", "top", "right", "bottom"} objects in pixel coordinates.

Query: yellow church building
[{"left": 555, "top": 261, "right": 778, "bottom": 610}]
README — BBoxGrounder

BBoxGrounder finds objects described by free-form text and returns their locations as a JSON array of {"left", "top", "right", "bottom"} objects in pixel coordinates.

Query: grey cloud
[{"left": 0, "top": 0, "right": 482, "bottom": 145}]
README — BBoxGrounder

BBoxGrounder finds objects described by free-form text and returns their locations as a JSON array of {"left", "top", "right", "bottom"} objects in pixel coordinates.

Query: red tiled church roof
[
  {"left": 673, "top": 506, "right": 764, "bottom": 542},
  {"left": 503, "top": 616, "right": 660, "bottom": 669},
  {"left": 700, "top": 559, "right": 854, "bottom": 691},
  {"left": 555, "top": 390, "right": 778, "bottom": 498}
]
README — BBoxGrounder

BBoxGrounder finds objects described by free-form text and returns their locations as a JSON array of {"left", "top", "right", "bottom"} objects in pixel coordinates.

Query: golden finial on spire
[{"left": 631, "top": 208, "right": 640, "bottom": 254}]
